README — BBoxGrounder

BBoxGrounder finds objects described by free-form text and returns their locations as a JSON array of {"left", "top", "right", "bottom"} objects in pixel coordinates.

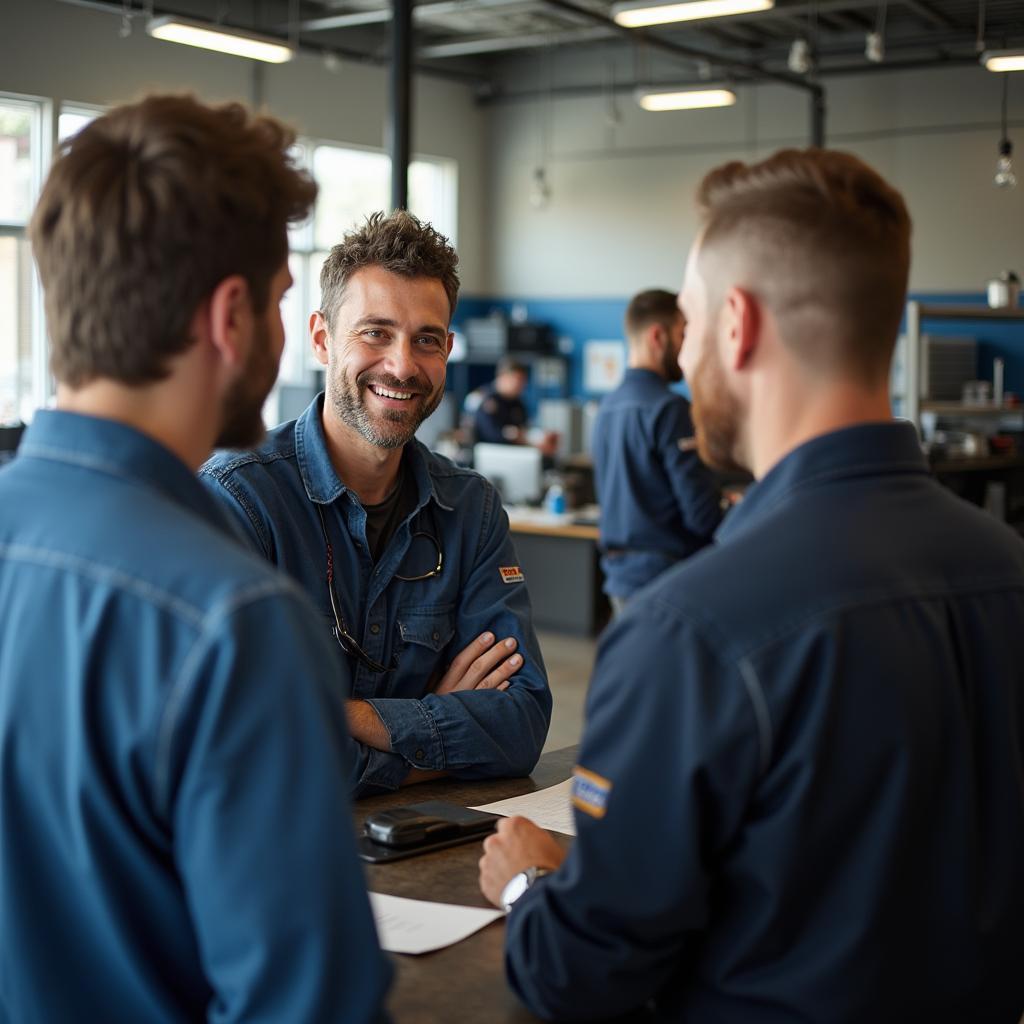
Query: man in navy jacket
[
  {"left": 479, "top": 149, "right": 1024, "bottom": 1022},
  {"left": 592, "top": 289, "right": 722, "bottom": 611}
]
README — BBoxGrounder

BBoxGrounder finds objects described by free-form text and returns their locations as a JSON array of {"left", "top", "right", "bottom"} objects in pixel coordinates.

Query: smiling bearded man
[{"left": 201, "top": 210, "right": 551, "bottom": 797}]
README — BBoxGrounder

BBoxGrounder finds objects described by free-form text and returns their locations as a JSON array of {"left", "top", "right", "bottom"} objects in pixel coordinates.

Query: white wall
[
  {"left": 0, "top": 0, "right": 490, "bottom": 292},
  {"left": 484, "top": 59, "right": 1024, "bottom": 297}
]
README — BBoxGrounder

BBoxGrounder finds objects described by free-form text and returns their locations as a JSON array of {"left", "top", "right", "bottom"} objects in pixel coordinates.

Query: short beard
[
  {"left": 689, "top": 339, "right": 744, "bottom": 474},
  {"left": 216, "top": 318, "right": 277, "bottom": 450},
  {"left": 663, "top": 344, "right": 683, "bottom": 383},
  {"left": 330, "top": 365, "right": 444, "bottom": 450}
]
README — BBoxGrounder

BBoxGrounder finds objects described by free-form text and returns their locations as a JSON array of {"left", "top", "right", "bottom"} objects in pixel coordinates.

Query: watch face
[{"left": 501, "top": 871, "right": 531, "bottom": 911}]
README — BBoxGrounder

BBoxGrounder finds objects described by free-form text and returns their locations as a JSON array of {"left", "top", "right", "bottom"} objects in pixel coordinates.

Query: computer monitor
[{"left": 473, "top": 442, "right": 542, "bottom": 506}]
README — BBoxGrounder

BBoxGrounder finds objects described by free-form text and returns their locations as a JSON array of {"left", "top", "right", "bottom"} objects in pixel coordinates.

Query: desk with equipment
[
  {"left": 355, "top": 746, "right": 578, "bottom": 1024},
  {"left": 506, "top": 508, "right": 608, "bottom": 636}
]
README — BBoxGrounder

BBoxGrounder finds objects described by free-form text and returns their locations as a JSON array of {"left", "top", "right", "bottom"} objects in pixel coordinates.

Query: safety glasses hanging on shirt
[{"left": 316, "top": 504, "right": 443, "bottom": 674}]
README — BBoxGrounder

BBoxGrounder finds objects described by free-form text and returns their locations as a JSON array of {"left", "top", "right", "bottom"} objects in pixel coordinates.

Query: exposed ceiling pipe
[
  {"left": 294, "top": 0, "right": 546, "bottom": 31},
  {"left": 479, "top": 50, "right": 981, "bottom": 104},
  {"left": 420, "top": 26, "right": 612, "bottom": 57}
]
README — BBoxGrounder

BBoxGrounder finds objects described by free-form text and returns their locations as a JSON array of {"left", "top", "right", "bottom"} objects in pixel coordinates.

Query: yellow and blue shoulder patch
[{"left": 571, "top": 765, "right": 613, "bottom": 820}]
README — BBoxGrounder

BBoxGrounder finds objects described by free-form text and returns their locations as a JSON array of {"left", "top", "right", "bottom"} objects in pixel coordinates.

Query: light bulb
[
  {"left": 787, "top": 38, "right": 812, "bottom": 75},
  {"left": 995, "top": 140, "right": 1017, "bottom": 189},
  {"left": 865, "top": 31, "right": 884, "bottom": 63},
  {"left": 530, "top": 167, "right": 551, "bottom": 209}
]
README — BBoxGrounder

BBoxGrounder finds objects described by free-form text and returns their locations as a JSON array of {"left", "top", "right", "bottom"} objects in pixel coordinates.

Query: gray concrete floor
[{"left": 536, "top": 630, "right": 598, "bottom": 752}]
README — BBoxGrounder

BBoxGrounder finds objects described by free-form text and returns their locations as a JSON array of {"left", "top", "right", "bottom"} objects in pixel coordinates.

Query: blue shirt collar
[
  {"left": 294, "top": 393, "right": 454, "bottom": 513},
  {"left": 17, "top": 409, "right": 230, "bottom": 529},
  {"left": 717, "top": 421, "right": 928, "bottom": 545}
]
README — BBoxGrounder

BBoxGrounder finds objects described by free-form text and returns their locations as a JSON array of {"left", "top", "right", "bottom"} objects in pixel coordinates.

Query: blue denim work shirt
[
  {"left": 201, "top": 394, "right": 552, "bottom": 795},
  {"left": 0, "top": 411, "right": 391, "bottom": 1023},
  {"left": 506, "top": 422, "right": 1024, "bottom": 1023},
  {"left": 592, "top": 369, "right": 722, "bottom": 598}
]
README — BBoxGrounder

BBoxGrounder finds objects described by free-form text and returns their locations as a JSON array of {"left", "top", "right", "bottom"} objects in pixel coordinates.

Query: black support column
[
  {"left": 389, "top": 0, "right": 412, "bottom": 211},
  {"left": 810, "top": 86, "right": 826, "bottom": 147}
]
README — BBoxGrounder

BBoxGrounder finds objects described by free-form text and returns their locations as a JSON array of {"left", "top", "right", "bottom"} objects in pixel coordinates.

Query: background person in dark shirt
[
  {"left": 592, "top": 289, "right": 722, "bottom": 614},
  {"left": 465, "top": 356, "right": 559, "bottom": 457}
]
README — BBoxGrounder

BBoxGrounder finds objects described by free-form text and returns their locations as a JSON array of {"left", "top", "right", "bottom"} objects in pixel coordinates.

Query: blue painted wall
[{"left": 456, "top": 292, "right": 1024, "bottom": 404}]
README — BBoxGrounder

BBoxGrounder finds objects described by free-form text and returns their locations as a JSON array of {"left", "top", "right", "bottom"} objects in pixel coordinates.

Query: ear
[
  {"left": 310, "top": 310, "right": 331, "bottom": 368},
  {"left": 720, "top": 287, "right": 760, "bottom": 372},
  {"left": 646, "top": 322, "right": 667, "bottom": 357},
  {"left": 445, "top": 332, "right": 454, "bottom": 358},
  {"left": 205, "top": 275, "right": 253, "bottom": 371}
]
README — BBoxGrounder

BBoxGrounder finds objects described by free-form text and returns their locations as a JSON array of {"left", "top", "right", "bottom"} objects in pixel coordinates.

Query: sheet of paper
[
  {"left": 471, "top": 778, "right": 576, "bottom": 836},
  {"left": 369, "top": 892, "right": 504, "bottom": 955}
]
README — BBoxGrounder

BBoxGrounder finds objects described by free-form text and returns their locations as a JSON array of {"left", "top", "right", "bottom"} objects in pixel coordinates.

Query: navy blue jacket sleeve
[
  {"left": 161, "top": 586, "right": 392, "bottom": 1022},
  {"left": 657, "top": 398, "right": 722, "bottom": 543},
  {"left": 503, "top": 594, "right": 761, "bottom": 1021}
]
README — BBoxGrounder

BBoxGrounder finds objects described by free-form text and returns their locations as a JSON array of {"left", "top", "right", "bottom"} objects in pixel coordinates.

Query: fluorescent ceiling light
[
  {"left": 636, "top": 87, "right": 737, "bottom": 111},
  {"left": 613, "top": 0, "right": 773, "bottom": 29},
  {"left": 146, "top": 16, "right": 295, "bottom": 63},
  {"left": 981, "top": 50, "right": 1024, "bottom": 73}
]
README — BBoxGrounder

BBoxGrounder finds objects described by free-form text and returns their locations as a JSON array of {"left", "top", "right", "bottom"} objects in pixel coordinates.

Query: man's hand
[
  {"left": 478, "top": 816, "right": 566, "bottom": 908},
  {"left": 433, "top": 631, "right": 523, "bottom": 696}
]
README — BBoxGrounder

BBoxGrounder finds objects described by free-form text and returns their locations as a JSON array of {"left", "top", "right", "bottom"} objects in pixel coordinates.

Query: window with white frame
[
  {"left": 0, "top": 98, "right": 458, "bottom": 429},
  {"left": 275, "top": 140, "right": 458, "bottom": 423},
  {"left": 0, "top": 94, "right": 46, "bottom": 426}
]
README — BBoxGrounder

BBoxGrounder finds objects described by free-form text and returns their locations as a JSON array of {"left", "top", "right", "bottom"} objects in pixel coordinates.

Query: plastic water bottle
[{"left": 545, "top": 483, "right": 566, "bottom": 516}]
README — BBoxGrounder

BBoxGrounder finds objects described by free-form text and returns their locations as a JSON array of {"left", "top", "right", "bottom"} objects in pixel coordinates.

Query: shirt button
[
  {"left": 415, "top": 749, "right": 425, "bottom": 761},
  {"left": 432, "top": 631, "right": 440, "bottom": 642},
  {"left": 369, "top": 623, "right": 381, "bottom": 635}
]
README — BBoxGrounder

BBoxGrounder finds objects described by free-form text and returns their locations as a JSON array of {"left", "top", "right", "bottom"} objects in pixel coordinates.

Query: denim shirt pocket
[
  {"left": 396, "top": 605, "right": 456, "bottom": 654},
  {"left": 394, "top": 605, "right": 455, "bottom": 696}
]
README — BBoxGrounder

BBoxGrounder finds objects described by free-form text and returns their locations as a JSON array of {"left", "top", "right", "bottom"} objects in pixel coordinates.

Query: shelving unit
[{"left": 903, "top": 302, "right": 1024, "bottom": 429}]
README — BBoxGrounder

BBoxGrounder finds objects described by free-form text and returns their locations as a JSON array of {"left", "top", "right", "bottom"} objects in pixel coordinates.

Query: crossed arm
[{"left": 347, "top": 628, "right": 526, "bottom": 784}]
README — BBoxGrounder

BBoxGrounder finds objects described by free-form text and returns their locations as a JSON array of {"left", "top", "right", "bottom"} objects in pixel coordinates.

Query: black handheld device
[{"left": 360, "top": 801, "right": 499, "bottom": 863}]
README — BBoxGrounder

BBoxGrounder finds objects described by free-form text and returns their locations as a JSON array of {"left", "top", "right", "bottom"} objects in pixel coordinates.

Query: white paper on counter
[
  {"left": 470, "top": 778, "right": 576, "bottom": 836},
  {"left": 369, "top": 892, "right": 505, "bottom": 955}
]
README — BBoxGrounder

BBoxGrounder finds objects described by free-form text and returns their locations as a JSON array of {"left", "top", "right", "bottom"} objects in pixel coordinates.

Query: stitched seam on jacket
[
  {"left": 737, "top": 657, "right": 773, "bottom": 776},
  {"left": 0, "top": 543, "right": 205, "bottom": 625},
  {"left": 153, "top": 579, "right": 299, "bottom": 812}
]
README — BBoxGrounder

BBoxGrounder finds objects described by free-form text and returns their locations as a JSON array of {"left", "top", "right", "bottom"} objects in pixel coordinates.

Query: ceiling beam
[
  {"left": 536, "top": 0, "right": 820, "bottom": 92},
  {"left": 419, "top": 24, "right": 611, "bottom": 56},
  {"left": 900, "top": 0, "right": 958, "bottom": 31}
]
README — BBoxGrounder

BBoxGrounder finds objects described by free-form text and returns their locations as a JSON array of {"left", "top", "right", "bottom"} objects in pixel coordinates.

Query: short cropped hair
[
  {"left": 319, "top": 210, "right": 460, "bottom": 328},
  {"left": 624, "top": 289, "right": 681, "bottom": 344},
  {"left": 29, "top": 94, "right": 317, "bottom": 388},
  {"left": 696, "top": 148, "right": 911, "bottom": 384},
  {"left": 496, "top": 356, "right": 529, "bottom": 377}
]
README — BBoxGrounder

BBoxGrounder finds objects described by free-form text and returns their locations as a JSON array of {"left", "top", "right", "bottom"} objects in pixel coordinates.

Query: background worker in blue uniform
[
  {"left": 465, "top": 356, "right": 531, "bottom": 444},
  {"left": 592, "top": 289, "right": 722, "bottom": 613},
  {"left": 479, "top": 149, "right": 1024, "bottom": 1022},
  {"left": 202, "top": 212, "right": 551, "bottom": 796},
  {"left": 0, "top": 96, "right": 390, "bottom": 1022},
  {"left": 464, "top": 356, "right": 559, "bottom": 457}
]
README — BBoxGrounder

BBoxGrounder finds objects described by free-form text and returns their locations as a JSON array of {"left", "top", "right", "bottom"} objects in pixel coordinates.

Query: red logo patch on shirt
[{"left": 499, "top": 565, "right": 525, "bottom": 584}]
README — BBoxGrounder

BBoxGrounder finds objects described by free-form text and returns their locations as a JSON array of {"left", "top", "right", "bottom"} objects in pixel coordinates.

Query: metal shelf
[
  {"left": 920, "top": 402, "right": 1018, "bottom": 416},
  {"left": 914, "top": 304, "right": 1024, "bottom": 321},
  {"left": 904, "top": 301, "right": 1024, "bottom": 428}
]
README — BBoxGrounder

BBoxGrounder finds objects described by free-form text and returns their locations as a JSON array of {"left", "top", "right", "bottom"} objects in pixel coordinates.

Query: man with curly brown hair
[{"left": 202, "top": 210, "right": 552, "bottom": 796}]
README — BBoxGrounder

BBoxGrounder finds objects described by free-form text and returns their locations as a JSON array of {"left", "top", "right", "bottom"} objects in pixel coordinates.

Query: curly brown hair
[
  {"left": 319, "top": 209, "right": 460, "bottom": 329},
  {"left": 29, "top": 93, "right": 317, "bottom": 388}
]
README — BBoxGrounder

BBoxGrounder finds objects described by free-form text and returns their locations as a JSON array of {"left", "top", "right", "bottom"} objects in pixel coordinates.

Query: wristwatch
[{"left": 500, "top": 866, "right": 552, "bottom": 913}]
